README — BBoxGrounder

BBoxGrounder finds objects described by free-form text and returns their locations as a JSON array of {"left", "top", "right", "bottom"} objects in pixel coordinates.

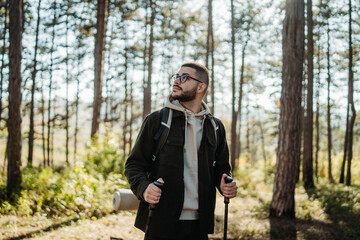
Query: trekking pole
[
  {"left": 144, "top": 180, "right": 164, "bottom": 240},
  {"left": 224, "top": 176, "right": 233, "bottom": 240}
]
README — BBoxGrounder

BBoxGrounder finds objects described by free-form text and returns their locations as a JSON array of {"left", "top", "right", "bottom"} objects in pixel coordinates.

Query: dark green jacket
[{"left": 124, "top": 109, "right": 231, "bottom": 238}]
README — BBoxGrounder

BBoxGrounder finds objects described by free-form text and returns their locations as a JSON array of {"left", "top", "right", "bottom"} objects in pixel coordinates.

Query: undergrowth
[{"left": 0, "top": 134, "right": 128, "bottom": 220}]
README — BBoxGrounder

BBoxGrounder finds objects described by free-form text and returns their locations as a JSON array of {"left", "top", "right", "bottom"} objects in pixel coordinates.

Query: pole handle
[
  {"left": 224, "top": 176, "right": 233, "bottom": 203},
  {"left": 153, "top": 180, "right": 164, "bottom": 189}
]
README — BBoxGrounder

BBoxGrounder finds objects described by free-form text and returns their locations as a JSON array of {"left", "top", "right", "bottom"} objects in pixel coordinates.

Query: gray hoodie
[{"left": 165, "top": 98, "right": 211, "bottom": 220}]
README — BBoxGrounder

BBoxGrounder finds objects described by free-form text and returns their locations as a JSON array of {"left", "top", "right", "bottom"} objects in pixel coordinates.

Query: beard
[{"left": 171, "top": 85, "right": 197, "bottom": 102}]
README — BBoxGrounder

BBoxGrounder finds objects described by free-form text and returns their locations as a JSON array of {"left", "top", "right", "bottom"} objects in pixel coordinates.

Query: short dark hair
[{"left": 181, "top": 62, "right": 209, "bottom": 88}]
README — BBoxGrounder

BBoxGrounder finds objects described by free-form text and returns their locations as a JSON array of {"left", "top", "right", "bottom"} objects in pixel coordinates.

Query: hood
[{"left": 165, "top": 96, "right": 211, "bottom": 118}]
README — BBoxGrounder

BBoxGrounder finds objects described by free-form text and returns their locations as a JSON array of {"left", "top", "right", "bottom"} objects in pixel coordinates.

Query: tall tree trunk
[
  {"left": 344, "top": 0, "right": 356, "bottom": 186},
  {"left": 235, "top": 38, "right": 248, "bottom": 159},
  {"left": 142, "top": 0, "right": 148, "bottom": 119},
  {"left": 7, "top": 0, "right": 23, "bottom": 195},
  {"left": 256, "top": 104, "right": 267, "bottom": 173},
  {"left": 205, "top": 0, "right": 213, "bottom": 105},
  {"left": 315, "top": 37, "right": 320, "bottom": 179},
  {"left": 246, "top": 101, "right": 250, "bottom": 162},
  {"left": 74, "top": 39, "right": 81, "bottom": 161},
  {"left": 230, "top": 0, "right": 237, "bottom": 172},
  {"left": 143, "top": 0, "right": 155, "bottom": 119},
  {"left": 123, "top": 43, "right": 129, "bottom": 157},
  {"left": 210, "top": 27, "right": 215, "bottom": 114},
  {"left": 41, "top": 72, "right": 46, "bottom": 167},
  {"left": 326, "top": 19, "right": 333, "bottom": 182},
  {"left": 0, "top": 0, "right": 8, "bottom": 126},
  {"left": 91, "top": 0, "right": 109, "bottom": 138},
  {"left": 65, "top": 3, "right": 70, "bottom": 166},
  {"left": 28, "top": 0, "right": 42, "bottom": 167},
  {"left": 303, "top": 0, "right": 314, "bottom": 189},
  {"left": 47, "top": 1, "right": 56, "bottom": 168},
  {"left": 270, "top": 0, "right": 304, "bottom": 218}
]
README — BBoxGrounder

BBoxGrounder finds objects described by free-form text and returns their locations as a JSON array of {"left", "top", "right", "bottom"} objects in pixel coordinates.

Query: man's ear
[{"left": 198, "top": 83, "right": 207, "bottom": 92}]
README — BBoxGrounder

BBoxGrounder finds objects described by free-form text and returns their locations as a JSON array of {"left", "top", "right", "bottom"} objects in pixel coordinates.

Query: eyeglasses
[{"left": 171, "top": 74, "right": 203, "bottom": 84}]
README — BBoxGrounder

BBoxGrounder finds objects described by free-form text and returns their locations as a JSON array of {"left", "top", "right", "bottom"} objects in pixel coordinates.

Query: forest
[{"left": 0, "top": 0, "right": 360, "bottom": 239}]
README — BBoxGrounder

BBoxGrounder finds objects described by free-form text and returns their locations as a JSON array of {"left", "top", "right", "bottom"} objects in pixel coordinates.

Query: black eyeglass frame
[{"left": 171, "top": 74, "right": 203, "bottom": 84}]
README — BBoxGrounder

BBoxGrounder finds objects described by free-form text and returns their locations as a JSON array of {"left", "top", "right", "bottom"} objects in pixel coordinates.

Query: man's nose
[{"left": 173, "top": 77, "right": 181, "bottom": 85}]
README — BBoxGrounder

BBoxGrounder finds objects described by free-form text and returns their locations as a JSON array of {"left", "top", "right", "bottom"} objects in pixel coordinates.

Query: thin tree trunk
[
  {"left": 7, "top": 0, "right": 23, "bottom": 195},
  {"left": 47, "top": 1, "right": 56, "bottom": 168},
  {"left": 0, "top": 0, "right": 8, "bottom": 126},
  {"left": 65, "top": 3, "right": 70, "bottom": 166},
  {"left": 28, "top": 0, "right": 42, "bottom": 167},
  {"left": 325, "top": 20, "right": 334, "bottom": 182},
  {"left": 41, "top": 72, "right": 46, "bottom": 167},
  {"left": 205, "top": 0, "right": 213, "bottom": 105},
  {"left": 230, "top": 0, "right": 237, "bottom": 172},
  {"left": 345, "top": 0, "right": 356, "bottom": 186},
  {"left": 256, "top": 104, "right": 267, "bottom": 172},
  {"left": 210, "top": 27, "right": 215, "bottom": 114},
  {"left": 74, "top": 38, "right": 81, "bottom": 160},
  {"left": 91, "top": 0, "right": 109, "bottom": 138},
  {"left": 142, "top": 0, "right": 148, "bottom": 119},
  {"left": 303, "top": 0, "right": 314, "bottom": 189},
  {"left": 246, "top": 101, "right": 250, "bottom": 162},
  {"left": 270, "top": 0, "right": 304, "bottom": 218},
  {"left": 143, "top": 0, "right": 155, "bottom": 119},
  {"left": 235, "top": 38, "right": 248, "bottom": 159},
  {"left": 315, "top": 37, "right": 320, "bottom": 179},
  {"left": 123, "top": 43, "right": 128, "bottom": 157}
]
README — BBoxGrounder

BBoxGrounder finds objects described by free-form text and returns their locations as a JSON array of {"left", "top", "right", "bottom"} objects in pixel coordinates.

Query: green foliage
[
  {"left": 0, "top": 134, "right": 129, "bottom": 219},
  {"left": 0, "top": 163, "right": 127, "bottom": 218},
  {"left": 85, "top": 133, "right": 126, "bottom": 178}
]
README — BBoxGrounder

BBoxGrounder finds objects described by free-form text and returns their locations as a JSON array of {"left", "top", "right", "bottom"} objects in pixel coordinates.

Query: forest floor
[{"left": 2, "top": 178, "right": 360, "bottom": 240}]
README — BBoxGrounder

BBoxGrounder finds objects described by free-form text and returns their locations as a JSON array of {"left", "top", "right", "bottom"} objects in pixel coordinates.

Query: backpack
[{"left": 152, "top": 107, "right": 220, "bottom": 162}]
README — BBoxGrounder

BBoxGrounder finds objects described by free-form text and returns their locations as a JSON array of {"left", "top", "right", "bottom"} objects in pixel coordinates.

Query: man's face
[{"left": 171, "top": 67, "right": 200, "bottom": 102}]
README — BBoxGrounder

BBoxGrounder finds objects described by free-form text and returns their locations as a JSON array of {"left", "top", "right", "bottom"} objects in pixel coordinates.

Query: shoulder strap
[
  {"left": 209, "top": 116, "right": 219, "bottom": 146},
  {"left": 153, "top": 107, "right": 173, "bottom": 156}
]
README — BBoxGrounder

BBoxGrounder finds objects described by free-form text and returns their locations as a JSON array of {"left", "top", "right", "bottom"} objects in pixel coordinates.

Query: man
[{"left": 125, "top": 62, "right": 237, "bottom": 240}]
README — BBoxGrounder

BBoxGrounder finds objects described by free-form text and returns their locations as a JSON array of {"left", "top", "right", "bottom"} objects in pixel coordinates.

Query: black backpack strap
[{"left": 152, "top": 107, "right": 172, "bottom": 160}]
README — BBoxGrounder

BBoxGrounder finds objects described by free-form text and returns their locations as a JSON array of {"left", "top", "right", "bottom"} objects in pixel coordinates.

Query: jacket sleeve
[
  {"left": 213, "top": 118, "right": 231, "bottom": 195},
  {"left": 124, "top": 112, "right": 160, "bottom": 201}
]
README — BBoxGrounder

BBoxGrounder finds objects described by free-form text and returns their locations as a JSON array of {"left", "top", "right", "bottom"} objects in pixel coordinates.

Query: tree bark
[
  {"left": 47, "top": 1, "right": 56, "bottom": 167},
  {"left": 315, "top": 38, "right": 320, "bottom": 179},
  {"left": 7, "top": 0, "right": 23, "bottom": 195},
  {"left": 91, "top": 0, "right": 109, "bottom": 138},
  {"left": 345, "top": 0, "right": 356, "bottom": 186},
  {"left": 143, "top": 0, "right": 155, "bottom": 119},
  {"left": 235, "top": 38, "right": 248, "bottom": 160},
  {"left": 41, "top": 73, "right": 46, "bottom": 167},
  {"left": 65, "top": 4, "right": 70, "bottom": 166},
  {"left": 270, "top": 0, "right": 304, "bottom": 218},
  {"left": 230, "top": 0, "right": 237, "bottom": 172},
  {"left": 303, "top": 0, "right": 314, "bottom": 189},
  {"left": 0, "top": 0, "right": 8, "bottom": 126},
  {"left": 326, "top": 19, "right": 333, "bottom": 182},
  {"left": 28, "top": 0, "right": 42, "bottom": 167}
]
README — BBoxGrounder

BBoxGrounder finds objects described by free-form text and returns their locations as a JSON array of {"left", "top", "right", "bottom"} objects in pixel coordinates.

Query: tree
[
  {"left": 303, "top": 0, "right": 315, "bottom": 189},
  {"left": 91, "top": 0, "right": 109, "bottom": 138},
  {"left": 270, "top": 0, "right": 304, "bottom": 218},
  {"left": 142, "top": 0, "right": 155, "bottom": 119},
  {"left": 27, "top": 0, "right": 42, "bottom": 167},
  {"left": 46, "top": 0, "right": 57, "bottom": 167},
  {"left": 230, "top": 0, "right": 237, "bottom": 172},
  {"left": 205, "top": 0, "right": 215, "bottom": 113},
  {"left": 340, "top": 0, "right": 356, "bottom": 186},
  {"left": 0, "top": 0, "right": 8, "bottom": 127},
  {"left": 7, "top": 0, "right": 23, "bottom": 195},
  {"left": 319, "top": 0, "right": 334, "bottom": 182}
]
